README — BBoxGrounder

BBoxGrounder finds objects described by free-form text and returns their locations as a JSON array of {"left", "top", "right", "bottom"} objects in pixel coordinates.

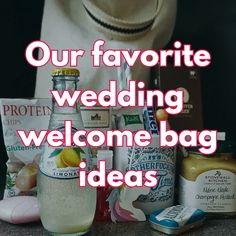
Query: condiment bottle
[
  {"left": 95, "top": 150, "right": 113, "bottom": 221},
  {"left": 179, "top": 141, "right": 236, "bottom": 216},
  {"left": 37, "top": 68, "right": 96, "bottom": 235}
]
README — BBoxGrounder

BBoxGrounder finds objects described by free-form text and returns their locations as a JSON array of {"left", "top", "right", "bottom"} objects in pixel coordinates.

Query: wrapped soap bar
[
  {"left": 149, "top": 205, "right": 205, "bottom": 235},
  {"left": 0, "top": 196, "right": 40, "bottom": 224}
]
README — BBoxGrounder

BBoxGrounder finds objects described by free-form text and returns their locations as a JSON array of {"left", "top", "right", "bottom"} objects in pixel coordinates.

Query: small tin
[{"left": 149, "top": 205, "right": 205, "bottom": 235}]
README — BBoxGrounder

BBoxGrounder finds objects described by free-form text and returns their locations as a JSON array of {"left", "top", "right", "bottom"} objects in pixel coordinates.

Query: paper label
[
  {"left": 39, "top": 126, "right": 89, "bottom": 179},
  {"left": 179, "top": 170, "right": 236, "bottom": 212},
  {"left": 123, "top": 114, "right": 142, "bottom": 125},
  {"left": 127, "top": 142, "right": 176, "bottom": 205},
  {"left": 39, "top": 145, "right": 86, "bottom": 179},
  {"left": 81, "top": 108, "right": 110, "bottom": 129},
  {"left": 0, "top": 99, "right": 51, "bottom": 164}
]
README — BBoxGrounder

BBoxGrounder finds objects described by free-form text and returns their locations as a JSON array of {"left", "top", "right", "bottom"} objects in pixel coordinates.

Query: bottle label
[
  {"left": 81, "top": 107, "right": 110, "bottom": 128},
  {"left": 39, "top": 127, "right": 89, "bottom": 179},
  {"left": 127, "top": 142, "right": 176, "bottom": 206},
  {"left": 179, "top": 170, "right": 236, "bottom": 212}
]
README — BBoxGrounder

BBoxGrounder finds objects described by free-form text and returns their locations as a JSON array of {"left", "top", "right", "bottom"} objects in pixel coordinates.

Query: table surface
[{"left": 0, "top": 218, "right": 236, "bottom": 236}]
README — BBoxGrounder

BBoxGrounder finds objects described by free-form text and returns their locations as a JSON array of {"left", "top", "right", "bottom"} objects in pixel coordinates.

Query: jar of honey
[{"left": 179, "top": 141, "right": 236, "bottom": 216}]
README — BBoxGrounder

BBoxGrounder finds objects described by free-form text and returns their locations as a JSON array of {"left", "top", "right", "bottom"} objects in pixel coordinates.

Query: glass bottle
[{"left": 37, "top": 68, "right": 96, "bottom": 235}]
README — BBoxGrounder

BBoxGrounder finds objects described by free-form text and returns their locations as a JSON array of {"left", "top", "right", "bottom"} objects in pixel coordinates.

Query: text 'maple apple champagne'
[{"left": 37, "top": 68, "right": 96, "bottom": 235}]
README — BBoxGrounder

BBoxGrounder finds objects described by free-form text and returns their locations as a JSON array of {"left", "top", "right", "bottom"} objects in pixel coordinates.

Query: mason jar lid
[
  {"left": 187, "top": 140, "right": 235, "bottom": 156},
  {"left": 51, "top": 68, "right": 80, "bottom": 76}
]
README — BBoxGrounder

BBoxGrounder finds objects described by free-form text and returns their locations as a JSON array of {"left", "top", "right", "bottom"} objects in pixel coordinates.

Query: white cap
[{"left": 97, "top": 150, "right": 113, "bottom": 170}]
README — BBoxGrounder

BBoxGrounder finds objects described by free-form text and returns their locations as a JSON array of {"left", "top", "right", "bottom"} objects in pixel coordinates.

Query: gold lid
[{"left": 51, "top": 68, "right": 80, "bottom": 76}]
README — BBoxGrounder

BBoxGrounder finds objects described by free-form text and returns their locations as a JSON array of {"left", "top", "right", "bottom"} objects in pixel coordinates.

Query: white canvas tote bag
[{"left": 35, "top": 0, "right": 177, "bottom": 98}]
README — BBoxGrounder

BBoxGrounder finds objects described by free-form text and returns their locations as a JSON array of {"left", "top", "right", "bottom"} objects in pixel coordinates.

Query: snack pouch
[{"left": 0, "top": 99, "right": 51, "bottom": 198}]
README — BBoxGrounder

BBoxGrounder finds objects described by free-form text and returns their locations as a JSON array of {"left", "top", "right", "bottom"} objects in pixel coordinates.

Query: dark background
[{"left": 1, "top": 0, "right": 236, "bottom": 198}]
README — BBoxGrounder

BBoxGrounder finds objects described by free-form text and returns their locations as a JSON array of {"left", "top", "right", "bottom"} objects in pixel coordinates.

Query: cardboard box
[{"left": 159, "top": 65, "right": 203, "bottom": 132}]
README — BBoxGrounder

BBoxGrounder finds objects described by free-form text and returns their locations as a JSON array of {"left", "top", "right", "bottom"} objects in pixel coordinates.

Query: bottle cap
[
  {"left": 51, "top": 68, "right": 80, "bottom": 76},
  {"left": 97, "top": 150, "right": 113, "bottom": 170}
]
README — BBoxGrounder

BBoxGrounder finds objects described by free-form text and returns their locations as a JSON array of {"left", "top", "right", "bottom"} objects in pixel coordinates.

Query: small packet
[
  {"left": 117, "top": 113, "right": 144, "bottom": 131},
  {"left": 113, "top": 108, "right": 144, "bottom": 171},
  {"left": 149, "top": 205, "right": 205, "bottom": 235},
  {"left": 0, "top": 98, "right": 51, "bottom": 198},
  {"left": 143, "top": 106, "right": 159, "bottom": 135}
]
